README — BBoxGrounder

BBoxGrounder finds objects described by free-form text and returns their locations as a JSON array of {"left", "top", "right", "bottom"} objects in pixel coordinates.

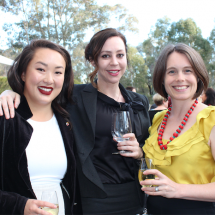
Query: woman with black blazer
[
  {"left": 0, "top": 28, "right": 150, "bottom": 214},
  {"left": 66, "top": 28, "right": 151, "bottom": 214},
  {"left": 0, "top": 39, "right": 80, "bottom": 214}
]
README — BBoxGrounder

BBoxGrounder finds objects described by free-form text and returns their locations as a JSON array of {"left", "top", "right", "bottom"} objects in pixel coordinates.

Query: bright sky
[
  {"left": 0, "top": 0, "right": 215, "bottom": 49},
  {"left": 95, "top": 0, "right": 215, "bottom": 46}
]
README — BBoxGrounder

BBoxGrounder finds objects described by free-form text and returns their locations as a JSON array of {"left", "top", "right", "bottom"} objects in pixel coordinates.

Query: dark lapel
[
  {"left": 54, "top": 111, "right": 75, "bottom": 166},
  {"left": 13, "top": 97, "right": 36, "bottom": 198},
  {"left": 81, "top": 84, "right": 98, "bottom": 138}
]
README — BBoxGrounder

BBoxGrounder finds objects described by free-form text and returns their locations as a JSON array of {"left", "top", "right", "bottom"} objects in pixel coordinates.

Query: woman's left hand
[
  {"left": 140, "top": 169, "right": 181, "bottom": 199},
  {"left": 116, "top": 133, "right": 143, "bottom": 159}
]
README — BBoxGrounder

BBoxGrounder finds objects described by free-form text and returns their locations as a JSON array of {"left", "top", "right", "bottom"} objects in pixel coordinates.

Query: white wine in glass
[
  {"left": 138, "top": 158, "right": 155, "bottom": 187},
  {"left": 41, "top": 191, "right": 59, "bottom": 215},
  {"left": 111, "top": 111, "right": 132, "bottom": 154}
]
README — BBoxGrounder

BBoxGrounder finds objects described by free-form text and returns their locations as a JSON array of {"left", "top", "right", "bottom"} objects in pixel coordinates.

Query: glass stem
[{"left": 143, "top": 193, "right": 148, "bottom": 214}]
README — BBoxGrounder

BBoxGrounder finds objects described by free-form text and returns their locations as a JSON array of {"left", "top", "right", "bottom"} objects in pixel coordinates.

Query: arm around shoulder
[{"left": 0, "top": 90, "right": 21, "bottom": 118}]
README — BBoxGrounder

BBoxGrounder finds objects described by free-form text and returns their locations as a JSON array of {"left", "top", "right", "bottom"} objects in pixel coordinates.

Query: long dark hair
[
  {"left": 85, "top": 28, "right": 128, "bottom": 88},
  {"left": 7, "top": 39, "right": 73, "bottom": 125}
]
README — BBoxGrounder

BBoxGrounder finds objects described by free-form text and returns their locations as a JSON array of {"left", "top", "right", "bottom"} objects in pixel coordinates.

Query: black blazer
[
  {"left": 67, "top": 83, "right": 150, "bottom": 200},
  {"left": 0, "top": 97, "right": 77, "bottom": 214}
]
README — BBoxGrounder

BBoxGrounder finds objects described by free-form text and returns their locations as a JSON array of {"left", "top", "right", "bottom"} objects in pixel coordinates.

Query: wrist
[
  {"left": 175, "top": 183, "right": 184, "bottom": 199},
  {"left": 137, "top": 147, "right": 144, "bottom": 160}
]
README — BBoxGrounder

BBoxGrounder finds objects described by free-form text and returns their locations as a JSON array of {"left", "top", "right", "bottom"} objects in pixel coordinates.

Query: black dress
[
  {"left": 69, "top": 83, "right": 151, "bottom": 215},
  {"left": 147, "top": 196, "right": 215, "bottom": 214},
  {"left": 82, "top": 87, "right": 146, "bottom": 214}
]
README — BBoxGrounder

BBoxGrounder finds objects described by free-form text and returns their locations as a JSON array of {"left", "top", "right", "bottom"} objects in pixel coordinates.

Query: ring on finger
[{"left": 155, "top": 186, "right": 159, "bottom": 192}]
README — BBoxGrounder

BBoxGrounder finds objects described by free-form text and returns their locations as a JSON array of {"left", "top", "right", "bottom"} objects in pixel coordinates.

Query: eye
[
  {"left": 185, "top": 69, "right": 192, "bottom": 73},
  {"left": 167, "top": 70, "right": 175, "bottom": 74},
  {"left": 37, "top": 68, "right": 44, "bottom": 72},
  {"left": 55, "top": 71, "right": 63, "bottom": 75},
  {"left": 101, "top": 54, "right": 110, "bottom": 58},
  {"left": 117, "top": 54, "right": 124, "bottom": 58}
]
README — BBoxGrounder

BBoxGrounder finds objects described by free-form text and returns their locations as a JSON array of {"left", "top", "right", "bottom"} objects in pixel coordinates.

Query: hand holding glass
[
  {"left": 111, "top": 111, "right": 132, "bottom": 154},
  {"left": 41, "top": 191, "right": 59, "bottom": 215},
  {"left": 138, "top": 158, "right": 155, "bottom": 187}
]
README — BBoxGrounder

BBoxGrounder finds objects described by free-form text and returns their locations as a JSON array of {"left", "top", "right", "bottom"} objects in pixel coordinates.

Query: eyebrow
[
  {"left": 100, "top": 50, "right": 125, "bottom": 53},
  {"left": 166, "top": 66, "right": 193, "bottom": 70},
  {"left": 35, "top": 61, "right": 64, "bottom": 69}
]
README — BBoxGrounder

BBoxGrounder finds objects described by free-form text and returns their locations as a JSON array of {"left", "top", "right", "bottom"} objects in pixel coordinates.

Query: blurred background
[{"left": 0, "top": 0, "right": 215, "bottom": 103}]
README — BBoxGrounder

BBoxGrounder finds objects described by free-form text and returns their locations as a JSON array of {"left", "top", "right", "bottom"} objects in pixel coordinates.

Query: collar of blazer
[{"left": 80, "top": 82, "right": 144, "bottom": 139}]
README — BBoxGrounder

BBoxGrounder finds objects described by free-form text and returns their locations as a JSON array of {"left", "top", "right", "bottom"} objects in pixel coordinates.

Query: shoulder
[
  {"left": 74, "top": 84, "right": 87, "bottom": 90},
  {"left": 150, "top": 110, "right": 167, "bottom": 128},
  {"left": 73, "top": 84, "right": 87, "bottom": 95},
  {"left": 0, "top": 112, "right": 26, "bottom": 145},
  {"left": 127, "top": 90, "right": 149, "bottom": 109},
  {"left": 0, "top": 113, "right": 19, "bottom": 128},
  {"left": 197, "top": 105, "right": 215, "bottom": 120},
  {"left": 73, "top": 83, "right": 96, "bottom": 96}
]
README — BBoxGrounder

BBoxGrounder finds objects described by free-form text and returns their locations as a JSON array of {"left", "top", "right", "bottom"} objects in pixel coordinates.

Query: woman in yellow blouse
[{"left": 141, "top": 43, "right": 215, "bottom": 214}]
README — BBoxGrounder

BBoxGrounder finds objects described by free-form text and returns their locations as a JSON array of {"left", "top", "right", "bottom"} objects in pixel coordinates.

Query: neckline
[
  {"left": 28, "top": 114, "right": 55, "bottom": 123},
  {"left": 157, "top": 106, "right": 211, "bottom": 142}
]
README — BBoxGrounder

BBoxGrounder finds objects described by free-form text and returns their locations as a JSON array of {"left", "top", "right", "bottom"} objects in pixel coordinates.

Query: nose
[
  {"left": 110, "top": 56, "right": 119, "bottom": 65},
  {"left": 44, "top": 71, "right": 54, "bottom": 84},
  {"left": 176, "top": 71, "right": 185, "bottom": 82}
]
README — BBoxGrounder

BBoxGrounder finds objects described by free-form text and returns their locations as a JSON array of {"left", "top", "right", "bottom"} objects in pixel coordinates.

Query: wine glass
[
  {"left": 41, "top": 191, "right": 59, "bottom": 215},
  {"left": 111, "top": 111, "right": 132, "bottom": 154},
  {"left": 138, "top": 157, "right": 155, "bottom": 187},
  {"left": 138, "top": 158, "right": 155, "bottom": 215}
]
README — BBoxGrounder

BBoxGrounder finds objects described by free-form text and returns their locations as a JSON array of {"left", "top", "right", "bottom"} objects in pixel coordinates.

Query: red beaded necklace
[{"left": 157, "top": 99, "right": 198, "bottom": 150}]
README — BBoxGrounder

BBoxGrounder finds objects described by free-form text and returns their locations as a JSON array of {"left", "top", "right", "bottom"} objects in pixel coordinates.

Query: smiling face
[
  {"left": 164, "top": 51, "right": 198, "bottom": 101},
  {"left": 22, "top": 48, "right": 66, "bottom": 108},
  {"left": 96, "top": 36, "right": 127, "bottom": 86}
]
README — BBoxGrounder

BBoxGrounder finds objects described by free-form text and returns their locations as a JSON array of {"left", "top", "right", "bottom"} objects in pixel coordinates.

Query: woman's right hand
[
  {"left": 0, "top": 90, "right": 20, "bottom": 118},
  {"left": 24, "top": 199, "right": 57, "bottom": 215}
]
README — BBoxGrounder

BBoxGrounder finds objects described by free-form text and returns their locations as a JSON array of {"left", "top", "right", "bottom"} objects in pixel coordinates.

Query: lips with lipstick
[
  {"left": 108, "top": 70, "right": 120, "bottom": 76},
  {"left": 38, "top": 86, "right": 53, "bottom": 95}
]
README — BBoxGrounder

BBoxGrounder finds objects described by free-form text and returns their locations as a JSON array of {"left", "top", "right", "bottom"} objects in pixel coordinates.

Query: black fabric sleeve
[{"left": 0, "top": 190, "right": 28, "bottom": 214}]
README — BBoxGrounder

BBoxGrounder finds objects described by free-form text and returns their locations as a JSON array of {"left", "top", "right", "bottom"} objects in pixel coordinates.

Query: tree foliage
[
  {"left": 0, "top": 0, "right": 138, "bottom": 81},
  {"left": 137, "top": 17, "right": 214, "bottom": 98},
  {"left": 1, "top": 4, "right": 215, "bottom": 102},
  {"left": 0, "top": 0, "right": 138, "bottom": 50},
  {"left": 120, "top": 45, "right": 149, "bottom": 97}
]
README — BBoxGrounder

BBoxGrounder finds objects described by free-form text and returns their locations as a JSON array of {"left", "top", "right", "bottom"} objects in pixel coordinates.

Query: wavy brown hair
[
  {"left": 153, "top": 43, "right": 209, "bottom": 99},
  {"left": 7, "top": 39, "right": 73, "bottom": 126},
  {"left": 85, "top": 28, "right": 128, "bottom": 88}
]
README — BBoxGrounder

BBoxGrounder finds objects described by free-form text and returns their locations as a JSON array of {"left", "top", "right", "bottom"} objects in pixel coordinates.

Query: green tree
[
  {"left": 137, "top": 17, "right": 171, "bottom": 98},
  {"left": 168, "top": 18, "right": 213, "bottom": 64},
  {"left": 0, "top": 0, "right": 138, "bottom": 82},
  {"left": 120, "top": 45, "right": 149, "bottom": 98},
  {"left": 208, "top": 28, "right": 215, "bottom": 87},
  {"left": 137, "top": 17, "right": 214, "bottom": 100},
  {"left": 0, "top": 0, "right": 138, "bottom": 50},
  {"left": 0, "top": 76, "right": 11, "bottom": 93}
]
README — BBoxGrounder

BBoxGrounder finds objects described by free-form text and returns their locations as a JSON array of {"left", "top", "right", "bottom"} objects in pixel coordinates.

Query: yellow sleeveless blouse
[{"left": 143, "top": 106, "right": 215, "bottom": 184}]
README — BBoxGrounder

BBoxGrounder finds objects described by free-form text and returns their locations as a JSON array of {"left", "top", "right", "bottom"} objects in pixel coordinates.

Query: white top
[
  {"left": 26, "top": 114, "right": 67, "bottom": 186},
  {"left": 26, "top": 114, "right": 67, "bottom": 214}
]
